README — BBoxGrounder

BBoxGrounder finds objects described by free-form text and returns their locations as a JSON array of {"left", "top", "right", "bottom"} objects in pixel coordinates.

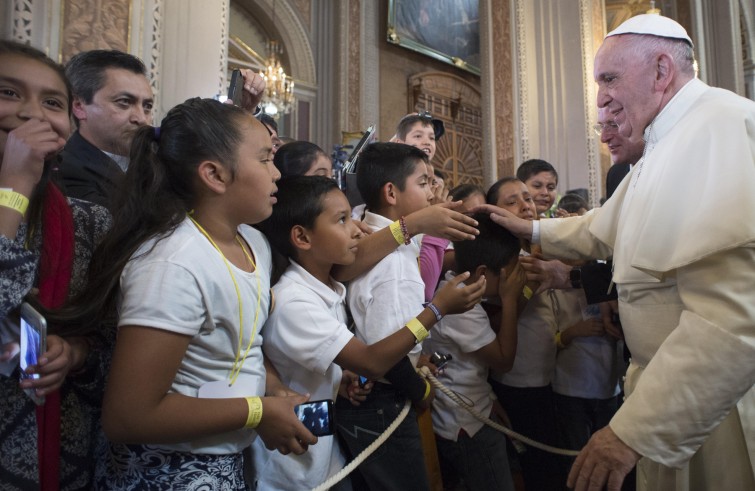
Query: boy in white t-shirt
[
  {"left": 254, "top": 175, "right": 484, "bottom": 490},
  {"left": 423, "top": 213, "right": 526, "bottom": 491},
  {"left": 340, "top": 142, "right": 483, "bottom": 490}
]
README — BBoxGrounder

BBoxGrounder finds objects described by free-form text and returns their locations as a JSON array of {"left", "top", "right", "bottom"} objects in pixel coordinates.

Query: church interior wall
[{"left": 3, "top": 0, "right": 751, "bottom": 202}]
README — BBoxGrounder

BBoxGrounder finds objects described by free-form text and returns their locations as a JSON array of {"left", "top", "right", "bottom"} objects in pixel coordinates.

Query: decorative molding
[
  {"left": 61, "top": 0, "right": 130, "bottom": 63},
  {"left": 12, "top": 0, "right": 34, "bottom": 43},
  {"left": 337, "top": 1, "right": 349, "bottom": 133},
  {"left": 579, "top": 0, "right": 600, "bottom": 208},
  {"left": 147, "top": 0, "right": 162, "bottom": 111},
  {"left": 493, "top": 0, "right": 514, "bottom": 179},
  {"left": 259, "top": 0, "right": 316, "bottom": 85},
  {"left": 360, "top": 0, "right": 380, "bottom": 129},
  {"left": 513, "top": 0, "right": 529, "bottom": 163},
  {"left": 219, "top": 0, "right": 229, "bottom": 98},
  {"left": 480, "top": 0, "right": 495, "bottom": 185},
  {"left": 291, "top": 0, "right": 311, "bottom": 31},
  {"left": 347, "top": 0, "right": 360, "bottom": 130}
]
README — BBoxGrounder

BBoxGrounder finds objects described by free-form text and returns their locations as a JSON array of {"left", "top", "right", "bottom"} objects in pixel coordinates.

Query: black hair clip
[{"left": 153, "top": 126, "right": 161, "bottom": 141}]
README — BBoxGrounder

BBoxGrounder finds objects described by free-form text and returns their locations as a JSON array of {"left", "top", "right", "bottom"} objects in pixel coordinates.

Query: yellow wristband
[
  {"left": 522, "top": 285, "right": 533, "bottom": 300},
  {"left": 405, "top": 317, "right": 428, "bottom": 344},
  {"left": 389, "top": 220, "right": 405, "bottom": 246},
  {"left": 555, "top": 331, "right": 566, "bottom": 349},
  {"left": 244, "top": 396, "right": 263, "bottom": 429},
  {"left": 0, "top": 190, "right": 29, "bottom": 216},
  {"left": 421, "top": 379, "right": 432, "bottom": 401}
]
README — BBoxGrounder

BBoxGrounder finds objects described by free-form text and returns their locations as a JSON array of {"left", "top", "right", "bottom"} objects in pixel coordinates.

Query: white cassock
[{"left": 538, "top": 78, "right": 755, "bottom": 491}]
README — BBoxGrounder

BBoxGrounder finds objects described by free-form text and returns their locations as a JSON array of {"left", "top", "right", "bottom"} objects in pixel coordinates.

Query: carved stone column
[{"left": 479, "top": 0, "right": 515, "bottom": 186}]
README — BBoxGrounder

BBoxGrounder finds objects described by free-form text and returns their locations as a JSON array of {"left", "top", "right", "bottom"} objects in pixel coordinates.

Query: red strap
[{"left": 34, "top": 182, "right": 74, "bottom": 490}]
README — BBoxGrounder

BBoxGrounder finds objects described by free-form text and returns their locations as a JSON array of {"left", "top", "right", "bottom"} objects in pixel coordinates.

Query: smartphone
[
  {"left": 429, "top": 351, "right": 453, "bottom": 371},
  {"left": 342, "top": 125, "right": 376, "bottom": 174},
  {"left": 358, "top": 375, "right": 369, "bottom": 388},
  {"left": 227, "top": 69, "right": 244, "bottom": 106},
  {"left": 294, "top": 399, "right": 335, "bottom": 437},
  {"left": 19, "top": 302, "right": 47, "bottom": 406}
]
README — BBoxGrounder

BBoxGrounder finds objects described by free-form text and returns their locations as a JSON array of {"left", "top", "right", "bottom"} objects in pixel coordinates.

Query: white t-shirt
[
  {"left": 348, "top": 211, "right": 425, "bottom": 370},
  {"left": 490, "top": 287, "right": 558, "bottom": 388},
  {"left": 118, "top": 218, "right": 272, "bottom": 455},
  {"left": 552, "top": 289, "right": 621, "bottom": 400},
  {"left": 423, "top": 272, "right": 497, "bottom": 441},
  {"left": 254, "top": 261, "right": 353, "bottom": 490}
]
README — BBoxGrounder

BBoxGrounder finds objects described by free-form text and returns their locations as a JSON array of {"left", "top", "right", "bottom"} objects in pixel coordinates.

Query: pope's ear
[
  {"left": 290, "top": 225, "right": 312, "bottom": 251},
  {"left": 655, "top": 52, "right": 674, "bottom": 91}
]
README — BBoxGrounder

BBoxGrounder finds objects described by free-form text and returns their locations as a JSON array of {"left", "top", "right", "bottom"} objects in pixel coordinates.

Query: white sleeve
[
  {"left": 610, "top": 244, "right": 755, "bottom": 467},
  {"left": 539, "top": 212, "right": 614, "bottom": 261},
  {"left": 265, "top": 293, "right": 353, "bottom": 375},
  {"left": 361, "top": 276, "right": 425, "bottom": 346},
  {"left": 119, "top": 260, "right": 206, "bottom": 336},
  {"left": 443, "top": 307, "right": 496, "bottom": 354}
]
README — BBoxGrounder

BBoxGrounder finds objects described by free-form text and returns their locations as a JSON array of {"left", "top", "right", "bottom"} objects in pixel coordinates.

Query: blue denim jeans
[
  {"left": 335, "top": 383, "right": 429, "bottom": 491},
  {"left": 435, "top": 425, "right": 515, "bottom": 491}
]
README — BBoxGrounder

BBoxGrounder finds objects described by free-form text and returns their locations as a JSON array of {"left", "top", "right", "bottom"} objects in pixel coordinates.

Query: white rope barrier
[
  {"left": 311, "top": 399, "right": 411, "bottom": 491},
  {"left": 418, "top": 366, "right": 580, "bottom": 457},
  {"left": 311, "top": 368, "right": 580, "bottom": 490}
]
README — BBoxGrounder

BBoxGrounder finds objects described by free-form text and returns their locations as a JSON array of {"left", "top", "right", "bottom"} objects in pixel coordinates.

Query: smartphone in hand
[
  {"left": 19, "top": 302, "right": 47, "bottom": 405},
  {"left": 227, "top": 69, "right": 244, "bottom": 106},
  {"left": 295, "top": 399, "right": 335, "bottom": 436}
]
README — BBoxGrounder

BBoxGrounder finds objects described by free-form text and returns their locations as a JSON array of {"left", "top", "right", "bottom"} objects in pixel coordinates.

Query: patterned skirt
[{"left": 95, "top": 443, "right": 246, "bottom": 491}]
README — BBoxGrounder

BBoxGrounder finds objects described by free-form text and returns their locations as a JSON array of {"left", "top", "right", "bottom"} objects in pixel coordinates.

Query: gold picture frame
[{"left": 387, "top": 0, "right": 480, "bottom": 76}]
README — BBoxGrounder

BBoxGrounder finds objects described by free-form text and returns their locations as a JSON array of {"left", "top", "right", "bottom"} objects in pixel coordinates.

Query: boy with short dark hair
[
  {"left": 424, "top": 213, "right": 526, "bottom": 491},
  {"left": 255, "top": 175, "right": 484, "bottom": 490},
  {"left": 339, "top": 142, "right": 482, "bottom": 490}
]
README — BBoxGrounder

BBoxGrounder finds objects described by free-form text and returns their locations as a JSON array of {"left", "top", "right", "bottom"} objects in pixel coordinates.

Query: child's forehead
[
  {"left": 407, "top": 121, "right": 433, "bottom": 132},
  {"left": 318, "top": 188, "right": 350, "bottom": 212}
]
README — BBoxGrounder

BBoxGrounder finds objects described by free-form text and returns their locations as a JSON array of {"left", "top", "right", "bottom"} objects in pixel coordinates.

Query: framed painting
[{"left": 387, "top": 0, "right": 480, "bottom": 76}]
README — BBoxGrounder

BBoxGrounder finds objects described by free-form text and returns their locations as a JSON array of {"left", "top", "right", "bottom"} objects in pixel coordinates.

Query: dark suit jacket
[{"left": 58, "top": 131, "right": 124, "bottom": 210}]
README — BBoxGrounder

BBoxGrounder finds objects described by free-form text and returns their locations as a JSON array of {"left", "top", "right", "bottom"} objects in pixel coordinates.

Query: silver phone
[{"left": 19, "top": 302, "right": 47, "bottom": 405}]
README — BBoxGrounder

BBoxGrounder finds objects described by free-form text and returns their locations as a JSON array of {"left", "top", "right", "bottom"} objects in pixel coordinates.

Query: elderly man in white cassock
[{"left": 481, "top": 13, "right": 755, "bottom": 491}]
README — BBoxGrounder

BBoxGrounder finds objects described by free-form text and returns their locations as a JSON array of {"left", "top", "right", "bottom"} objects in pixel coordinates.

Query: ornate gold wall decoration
[
  {"left": 491, "top": 0, "right": 514, "bottom": 178},
  {"left": 347, "top": 0, "right": 361, "bottom": 131},
  {"left": 409, "top": 72, "right": 483, "bottom": 188},
  {"left": 61, "top": 0, "right": 131, "bottom": 63}
]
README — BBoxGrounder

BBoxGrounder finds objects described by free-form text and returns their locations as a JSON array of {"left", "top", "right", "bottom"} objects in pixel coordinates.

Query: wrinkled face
[
  {"left": 597, "top": 106, "right": 645, "bottom": 166},
  {"left": 0, "top": 54, "right": 70, "bottom": 161},
  {"left": 394, "top": 160, "right": 433, "bottom": 216},
  {"left": 73, "top": 67, "right": 153, "bottom": 155},
  {"left": 228, "top": 117, "right": 281, "bottom": 224},
  {"left": 399, "top": 121, "right": 436, "bottom": 161},
  {"left": 307, "top": 189, "right": 362, "bottom": 266},
  {"left": 305, "top": 153, "right": 333, "bottom": 178},
  {"left": 524, "top": 171, "right": 557, "bottom": 214},
  {"left": 594, "top": 36, "right": 663, "bottom": 141},
  {"left": 495, "top": 180, "right": 535, "bottom": 220}
]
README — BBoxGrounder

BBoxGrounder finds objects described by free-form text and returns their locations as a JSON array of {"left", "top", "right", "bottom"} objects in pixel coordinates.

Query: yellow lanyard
[{"left": 188, "top": 216, "right": 262, "bottom": 386}]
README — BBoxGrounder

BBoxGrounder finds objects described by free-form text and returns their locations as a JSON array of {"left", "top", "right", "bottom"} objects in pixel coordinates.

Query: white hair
[{"left": 629, "top": 35, "right": 698, "bottom": 77}]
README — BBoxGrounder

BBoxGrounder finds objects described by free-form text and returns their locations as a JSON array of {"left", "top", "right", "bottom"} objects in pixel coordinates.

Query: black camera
[{"left": 429, "top": 351, "right": 453, "bottom": 370}]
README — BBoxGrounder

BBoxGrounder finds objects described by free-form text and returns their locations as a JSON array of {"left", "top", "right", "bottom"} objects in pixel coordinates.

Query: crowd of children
[{"left": 0, "top": 42, "right": 624, "bottom": 491}]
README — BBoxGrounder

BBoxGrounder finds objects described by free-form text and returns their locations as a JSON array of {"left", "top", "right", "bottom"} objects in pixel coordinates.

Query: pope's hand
[{"left": 567, "top": 426, "right": 641, "bottom": 491}]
